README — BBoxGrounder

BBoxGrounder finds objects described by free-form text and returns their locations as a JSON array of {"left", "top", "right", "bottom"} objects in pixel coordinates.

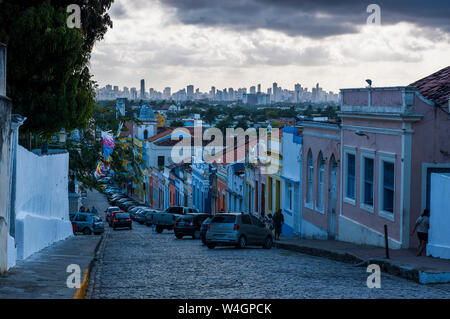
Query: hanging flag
[{"left": 102, "top": 131, "right": 115, "bottom": 162}]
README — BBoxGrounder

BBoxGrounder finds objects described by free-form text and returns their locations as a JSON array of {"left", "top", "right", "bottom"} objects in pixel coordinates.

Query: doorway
[{"left": 328, "top": 156, "right": 337, "bottom": 240}]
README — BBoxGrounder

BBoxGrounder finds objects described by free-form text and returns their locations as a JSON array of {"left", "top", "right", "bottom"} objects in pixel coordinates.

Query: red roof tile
[{"left": 410, "top": 66, "right": 450, "bottom": 106}]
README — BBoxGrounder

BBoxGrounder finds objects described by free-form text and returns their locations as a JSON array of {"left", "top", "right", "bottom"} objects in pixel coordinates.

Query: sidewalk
[
  {"left": 0, "top": 189, "right": 107, "bottom": 298},
  {"left": 275, "top": 237, "right": 450, "bottom": 284}
]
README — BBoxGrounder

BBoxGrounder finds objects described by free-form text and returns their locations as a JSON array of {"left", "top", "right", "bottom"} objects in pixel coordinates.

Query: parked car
[
  {"left": 105, "top": 206, "right": 120, "bottom": 224},
  {"left": 112, "top": 212, "right": 132, "bottom": 230},
  {"left": 108, "top": 210, "right": 123, "bottom": 227},
  {"left": 152, "top": 206, "right": 199, "bottom": 233},
  {"left": 134, "top": 210, "right": 148, "bottom": 224},
  {"left": 200, "top": 217, "right": 212, "bottom": 244},
  {"left": 205, "top": 212, "right": 273, "bottom": 249},
  {"left": 71, "top": 212, "right": 104, "bottom": 235},
  {"left": 174, "top": 214, "right": 212, "bottom": 239},
  {"left": 144, "top": 209, "right": 162, "bottom": 226},
  {"left": 128, "top": 206, "right": 147, "bottom": 220}
]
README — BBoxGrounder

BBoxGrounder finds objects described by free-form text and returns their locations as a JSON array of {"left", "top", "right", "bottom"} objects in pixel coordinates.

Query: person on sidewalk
[
  {"left": 91, "top": 206, "right": 98, "bottom": 215},
  {"left": 273, "top": 209, "right": 284, "bottom": 240},
  {"left": 411, "top": 209, "right": 430, "bottom": 257}
]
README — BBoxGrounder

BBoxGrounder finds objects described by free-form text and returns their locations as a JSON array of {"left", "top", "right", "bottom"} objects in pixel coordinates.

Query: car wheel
[
  {"left": 113, "top": 226, "right": 116, "bottom": 231},
  {"left": 207, "top": 244, "right": 216, "bottom": 249},
  {"left": 175, "top": 234, "right": 183, "bottom": 239},
  {"left": 146, "top": 222, "right": 151, "bottom": 227},
  {"left": 138, "top": 221, "right": 144, "bottom": 225},
  {"left": 129, "top": 225, "right": 132, "bottom": 230},
  {"left": 192, "top": 231, "right": 200, "bottom": 239},
  {"left": 83, "top": 228, "right": 92, "bottom": 235},
  {"left": 156, "top": 225, "right": 163, "bottom": 233},
  {"left": 237, "top": 235, "right": 247, "bottom": 249},
  {"left": 263, "top": 236, "right": 273, "bottom": 249}
]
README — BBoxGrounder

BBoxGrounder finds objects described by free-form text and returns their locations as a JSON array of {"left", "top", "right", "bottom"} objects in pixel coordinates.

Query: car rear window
[
  {"left": 211, "top": 215, "right": 236, "bottom": 223},
  {"left": 167, "top": 207, "right": 183, "bottom": 214},
  {"left": 116, "top": 213, "right": 130, "bottom": 218},
  {"left": 181, "top": 215, "right": 194, "bottom": 221}
]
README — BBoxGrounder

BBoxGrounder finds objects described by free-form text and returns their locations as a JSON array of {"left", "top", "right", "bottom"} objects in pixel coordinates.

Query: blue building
[{"left": 280, "top": 126, "right": 303, "bottom": 238}]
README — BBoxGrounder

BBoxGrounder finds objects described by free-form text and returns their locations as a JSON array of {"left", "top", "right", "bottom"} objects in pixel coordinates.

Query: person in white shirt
[{"left": 411, "top": 209, "right": 430, "bottom": 257}]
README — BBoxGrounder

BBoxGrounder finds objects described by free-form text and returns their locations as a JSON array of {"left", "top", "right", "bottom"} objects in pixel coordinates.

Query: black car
[
  {"left": 112, "top": 212, "right": 132, "bottom": 230},
  {"left": 200, "top": 217, "right": 212, "bottom": 244},
  {"left": 105, "top": 206, "right": 121, "bottom": 224},
  {"left": 174, "top": 214, "right": 212, "bottom": 239}
]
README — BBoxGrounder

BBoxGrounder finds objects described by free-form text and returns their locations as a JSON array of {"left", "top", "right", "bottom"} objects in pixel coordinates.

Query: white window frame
[
  {"left": 378, "top": 152, "right": 396, "bottom": 222},
  {"left": 359, "top": 149, "right": 375, "bottom": 213},
  {"left": 306, "top": 151, "right": 314, "bottom": 208},
  {"left": 343, "top": 146, "right": 357, "bottom": 206},
  {"left": 286, "top": 182, "right": 293, "bottom": 211},
  {"left": 316, "top": 154, "right": 325, "bottom": 212}
]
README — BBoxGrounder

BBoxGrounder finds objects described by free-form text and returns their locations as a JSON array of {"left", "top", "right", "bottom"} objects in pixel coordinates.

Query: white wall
[
  {"left": 14, "top": 146, "right": 72, "bottom": 260},
  {"left": 427, "top": 173, "right": 450, "bottom": 259}
]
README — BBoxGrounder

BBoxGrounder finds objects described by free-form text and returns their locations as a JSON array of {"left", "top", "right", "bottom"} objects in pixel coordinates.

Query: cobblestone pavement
[{"left": 88, "top": 196, "right": 450, "bottom": 299}]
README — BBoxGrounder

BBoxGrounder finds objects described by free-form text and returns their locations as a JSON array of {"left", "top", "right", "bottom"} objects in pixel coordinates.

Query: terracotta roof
[{"left": 410, "top": 66, "right": 450, "bottom": 106}]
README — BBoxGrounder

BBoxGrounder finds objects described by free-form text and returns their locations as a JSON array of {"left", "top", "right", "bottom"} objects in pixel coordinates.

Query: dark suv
[
  {"left": 112, "top": 212, "right": 132, "bottom": 230},
  {"left": 174, "top": 213, "right": 212, "bottom": 239}
]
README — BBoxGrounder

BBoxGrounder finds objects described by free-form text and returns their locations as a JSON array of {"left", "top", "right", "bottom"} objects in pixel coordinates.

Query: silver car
[{"left": 205, "top": 212, "right": 273, "bottom": 249}]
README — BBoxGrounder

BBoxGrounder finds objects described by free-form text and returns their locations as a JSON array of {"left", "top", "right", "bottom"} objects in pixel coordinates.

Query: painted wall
[
  {"left": 302, "top": 123, "right": 340, "bottom": 240},
  {"left": 0, "top": 96, "right": 12, "bottom": 273},
  {"left": 14, "top": 146, "right": 72, "bottom": 260},
  {"left": 427, "top": 173, "right": 450, "bottom": 259},
  {"left": 281, "top": 127, "right": 302, "bottom": 237},
  {"left": 410, "top": 94, "right": 450, "bottom": 248}
]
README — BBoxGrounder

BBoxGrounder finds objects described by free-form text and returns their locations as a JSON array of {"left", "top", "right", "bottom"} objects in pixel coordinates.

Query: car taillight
[
  {"left": 113, "top": 219, "right": 117, "bottom": 222},
  {"left": 233, "top": 223, "right": 239, "bottom": 231},
  {"left": 127, "top": 218, "right": 131, "bottom": 221}
]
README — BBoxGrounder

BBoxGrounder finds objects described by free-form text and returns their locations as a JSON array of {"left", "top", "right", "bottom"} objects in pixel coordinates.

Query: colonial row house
[{"left": 300, "top": 66, "right": 450, "bottom": 249}]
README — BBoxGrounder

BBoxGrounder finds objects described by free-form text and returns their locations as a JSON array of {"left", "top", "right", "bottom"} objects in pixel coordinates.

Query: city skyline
[
  {"left": 90, "top": 0, "right": 450, "bottom": 93},
  {"left": 95, "top": 80, "right": 340, "bottom": 104}
]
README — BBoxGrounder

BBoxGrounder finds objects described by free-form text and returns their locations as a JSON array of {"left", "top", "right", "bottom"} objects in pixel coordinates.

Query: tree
[{"left": 0, "top": 1, "right": 114, "bottom": 139}]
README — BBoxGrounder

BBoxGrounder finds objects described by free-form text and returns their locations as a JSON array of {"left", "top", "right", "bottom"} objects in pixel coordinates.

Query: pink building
[
  {"left": 302, "top": 121, "right": 341, "bottom": 240},
  {"left": 302, "top": 66, "right": 450, "bottom": 249}
]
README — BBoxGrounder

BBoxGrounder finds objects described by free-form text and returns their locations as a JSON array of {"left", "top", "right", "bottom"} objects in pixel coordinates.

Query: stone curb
[
  {"left": 73, "top": 233, "right": 104, "bottom": 299},
  {"left": 274, "top": 241, "right": 450, "bottom": 284}
]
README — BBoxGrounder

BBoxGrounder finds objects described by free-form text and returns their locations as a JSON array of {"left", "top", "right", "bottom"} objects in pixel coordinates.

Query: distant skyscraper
[
  {"left": 250, "top": 86, "right": 256, "bottom": 94},
  {"left": 140, "top": 79, "right": 146, "bottom": 99},
  {"left": 187, "top": 85, "right": 194, "bottom": 100},
  {"left": 257, "top": 84, "right": 261, "bottom": 93},
  {"left": 210, "top": 86, "right": 216, "bottom": 100},
  {"left": 163, "top": 87, "right": 171, "bottom": 100},
  {"left": 272, "top": 82, "right": 278, "bottom": 102},
  {"left": 131, "top": 87, "right": 138, "bottom": 100}
]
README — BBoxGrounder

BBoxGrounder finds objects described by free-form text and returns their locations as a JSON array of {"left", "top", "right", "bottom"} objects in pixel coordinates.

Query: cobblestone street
[{"left": 86, "top": 193, "right": 450, "bottom": 299}]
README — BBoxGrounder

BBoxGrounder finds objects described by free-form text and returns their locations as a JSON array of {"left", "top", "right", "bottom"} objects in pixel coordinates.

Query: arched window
[
  {"left": 307, "top": 151, "right": 313, "bottom": 204},
  {"left": 317, "top": 153, "right": 325, "bottom": 210},
  {"left": 143, "top": 129, "right": 148, "bottom": 139}
]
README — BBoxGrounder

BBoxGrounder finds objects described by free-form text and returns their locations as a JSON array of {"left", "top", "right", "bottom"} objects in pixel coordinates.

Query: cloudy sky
[{"left": 90, "top": 0, "right": 450, "bottom": 93}]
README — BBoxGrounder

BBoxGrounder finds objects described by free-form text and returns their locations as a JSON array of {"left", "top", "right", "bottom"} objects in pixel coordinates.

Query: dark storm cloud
[{"left": 158, "top": 0, "right": 450, "bottom": 38}]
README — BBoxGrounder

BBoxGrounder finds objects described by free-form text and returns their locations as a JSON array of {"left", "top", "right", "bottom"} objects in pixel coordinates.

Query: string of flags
[{"left": 94, "top": 130, "right": 116, "bottom": 179}]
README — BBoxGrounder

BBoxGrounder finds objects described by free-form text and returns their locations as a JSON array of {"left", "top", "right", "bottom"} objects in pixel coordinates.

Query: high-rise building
[
  {"left": 210, "top": 86, "right": 216, "bottom": 100},
  {"left": 140, "top": 79, "right": 146, "bottom": 99},
  {"left": 187, "top": 85, "right": 194, "bottom": 100},
  {"left": 257, "top": 84, "right": 261, "bottom": 93},
  {"left": 272, "top": 82, "right": 278, "bottom": 102},
  {"left": 163, "top": 87, "right": 171, "bottom": 100},
  {"left": 130, "top": 87, "right": 138, "bottom": 100},
  {"left": 250, "top": 86, "right": 256, "bottom": 94}
]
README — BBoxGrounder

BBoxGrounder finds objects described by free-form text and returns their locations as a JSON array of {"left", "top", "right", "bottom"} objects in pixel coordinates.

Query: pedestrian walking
[
  {"left": 273, "top": 209, "right": 284, "bottom": 240},
  {"left": 91, "top": 206, "right": 98, "bottom": 215},
  {"left": 411, "top": 209, "right": 430, "bottom": 256}
]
